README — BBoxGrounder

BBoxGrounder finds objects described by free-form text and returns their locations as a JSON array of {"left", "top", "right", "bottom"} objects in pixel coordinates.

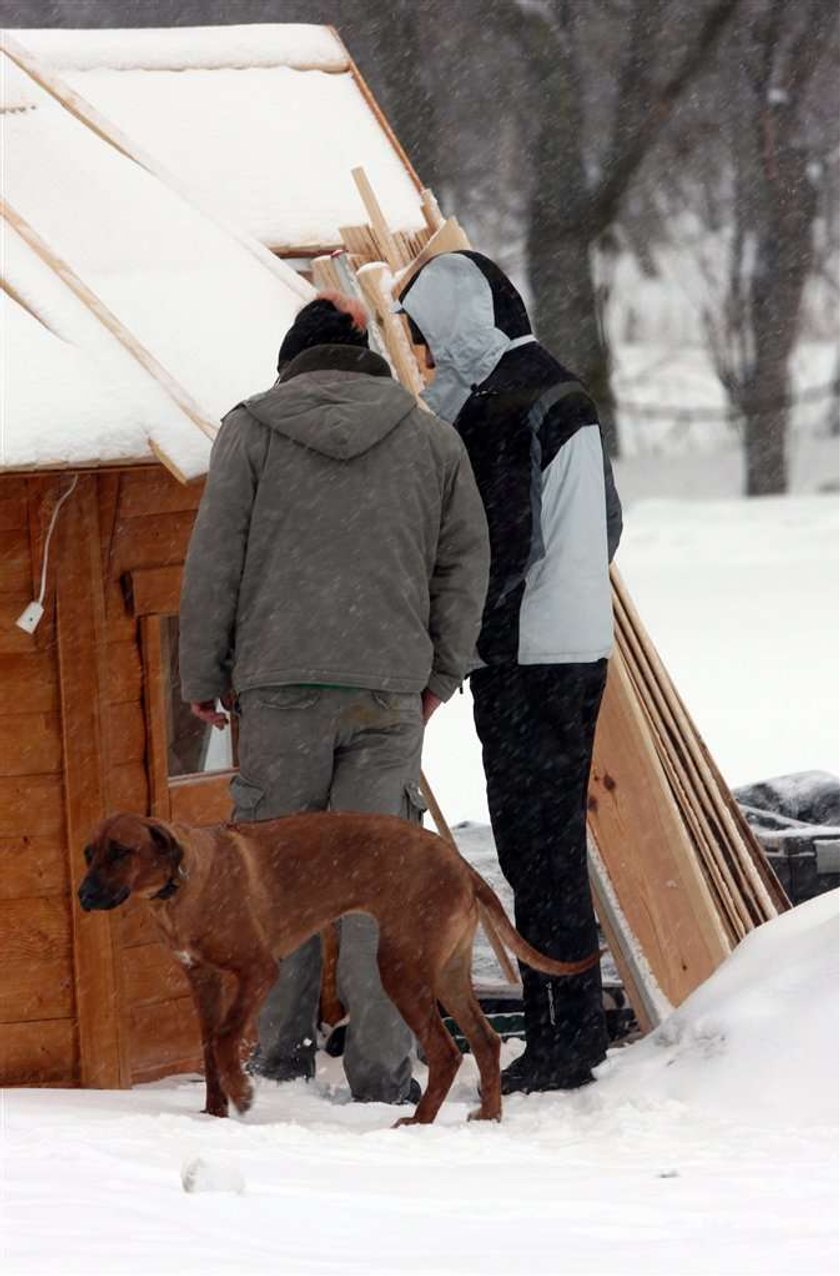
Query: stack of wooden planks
[{"left": 312, "top": 167, "right": 789, "bottom": 1030}]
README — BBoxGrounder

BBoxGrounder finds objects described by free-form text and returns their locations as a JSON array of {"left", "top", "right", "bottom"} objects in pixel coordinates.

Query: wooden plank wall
[
  {"left": 104, "top": 468, "right": 205, "bottom": 1084},
  {"left": 0, "top": 475, "right": 77, "bottom": 1084},
  {"left": 0, "top": 466, "right": 208, "bottom": 1087}
]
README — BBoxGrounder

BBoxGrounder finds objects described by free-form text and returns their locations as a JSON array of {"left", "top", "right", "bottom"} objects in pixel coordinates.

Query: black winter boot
[
  {"left": 501, "top": 966, "right": 607, "bottom": 1094},
  {"left": 247, "top": 1044, "right": 315, "bottom": 1082}
]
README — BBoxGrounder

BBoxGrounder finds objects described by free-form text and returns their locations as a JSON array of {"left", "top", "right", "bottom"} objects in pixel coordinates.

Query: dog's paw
[
  {"left": 467, "top": 1104, "right": 502, "bottom": 1123},
  {"left": 392, "top": 1115, "right": 420, "bottom": 1129},
  {"left": 229, "top": 1075, "right": 254, "bottom": 1115},
  {"left": 203, "top": 1097, "right": 229, "bottom": 1119}
]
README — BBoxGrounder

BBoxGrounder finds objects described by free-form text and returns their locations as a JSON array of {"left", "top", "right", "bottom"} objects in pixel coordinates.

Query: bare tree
[
  {"left": 506, "top": 0, "right": 744, "bottom": 454},
  {"left": 705, "top": 0, "right": 839, "bottom": 494}
]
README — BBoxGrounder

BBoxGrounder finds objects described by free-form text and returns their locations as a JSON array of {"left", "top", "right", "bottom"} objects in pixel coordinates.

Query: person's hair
[{"left": 277, "top": 291, "right": 369, "bottom": 370}]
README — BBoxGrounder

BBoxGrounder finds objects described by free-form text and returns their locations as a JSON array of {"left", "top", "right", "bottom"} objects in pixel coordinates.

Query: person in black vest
[{"left": 396, "top": 252, "right": 622, "bottom": 1093}]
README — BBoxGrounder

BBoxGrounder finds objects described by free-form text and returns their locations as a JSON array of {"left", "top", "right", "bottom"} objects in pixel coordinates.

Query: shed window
[{"left": 162, "top": 616, "right": 237, "bottom": 777}]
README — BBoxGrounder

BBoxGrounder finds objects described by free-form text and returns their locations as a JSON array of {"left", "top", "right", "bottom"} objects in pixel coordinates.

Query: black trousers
[{"left": 472, "top": 660, "right": 609, "bottom": 1075}]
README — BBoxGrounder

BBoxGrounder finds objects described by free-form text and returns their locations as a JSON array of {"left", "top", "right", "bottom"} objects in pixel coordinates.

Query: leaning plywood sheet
[
  {"left": 15, "top": 24, "right": 426, "bottom": 253},
  {"left": 0, "top": 50, "right": 308, "bottom": 476}
]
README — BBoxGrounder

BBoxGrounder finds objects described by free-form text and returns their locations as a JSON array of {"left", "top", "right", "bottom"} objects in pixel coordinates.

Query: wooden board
[
  {"left": 0, "top": 652, "right": 59, "bottom": 714},
  {"left": 109, "top": 510, "right": 197, "bottom": 578},
  {"left": 128, "top": 996, "right": 201, "bottom": 1083},
  {"left": 0, "top": 773, "right": 65, "bottom": 838},
  {"left": 0, "top": 528, "right": 32, "bottom": 594},
  {"left": 123, "top": 942, "right": 191, "bottom": 1009},
  {"left": 169, "top": 772, "right": 234, "bottom": 825},
  {"left": 108, "top": 761, "right": 148, "bottom": 812},
  {"left": 107, "top": 701, "right": 146, "bottom": 767},
  {"left": 588, "top": 650, "right": 731, "bottom": 1005},
  {"left": 140, "top": 615, "right": 171, "bottom": 819},
  {"left": 55, "top": 474, "right": 127, "bottom": 1087},
  {"left": 0, "top": 1018, "right": 78, "bottom": 1085},
  {"left": 106, "top": 640, "right": 143, "bottom": 705},
  {"left": 0, "top": 711, "right": 62, "bottom": 776},
  {"left": 0, "top": 481, "right": 29, "bottom": 531},
  {"left": 0, "top": 896, "right": 73, "bottom": 1024},
  {"left": 128, "top": 565, "right": 183, "bottom": 618},
  {"left": 118, "top": 900, "right": 159, "bottom": 950},
  {"left": 118, "top": 469, "right": 204, "bottom": 520},
  {"left": 0, "top": 834, "right": 67, "bottom": 900}
]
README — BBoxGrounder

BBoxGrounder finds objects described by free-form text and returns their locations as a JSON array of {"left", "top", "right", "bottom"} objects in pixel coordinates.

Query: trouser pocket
[
  {"left": 230, "top": 773, "right": 265, "bottom": 821},
  {"left": 402, "top": 779, "right": 428, "bottom": 827}
]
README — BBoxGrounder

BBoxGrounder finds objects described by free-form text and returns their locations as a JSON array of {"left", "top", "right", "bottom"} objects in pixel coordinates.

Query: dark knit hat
[{"left": 277, "top": 291, "right": 369, "bottom": 371}]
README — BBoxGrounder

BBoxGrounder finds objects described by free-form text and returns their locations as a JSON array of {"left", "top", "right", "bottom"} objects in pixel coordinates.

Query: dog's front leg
[
  {"left": 215, "top": 957, "right": 277, "bottom": 1115},
  {"left": 184, "top": 964, "right": 228, "bottom": 1117}
]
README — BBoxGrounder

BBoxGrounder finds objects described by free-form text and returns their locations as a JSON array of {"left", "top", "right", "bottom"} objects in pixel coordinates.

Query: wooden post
[{"left": 56, "top": 474, "right": 127, "bottom": 1087}]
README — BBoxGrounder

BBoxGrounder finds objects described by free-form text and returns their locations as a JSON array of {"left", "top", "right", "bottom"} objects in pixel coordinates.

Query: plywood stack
[{"left": 320, "top": 168, "right": 789, "bottom": 1031}]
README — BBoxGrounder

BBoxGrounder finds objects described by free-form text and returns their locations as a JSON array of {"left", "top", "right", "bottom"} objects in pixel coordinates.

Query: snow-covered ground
[{"left": 4, "top": 890, "right": 837, "bottom": 1276}]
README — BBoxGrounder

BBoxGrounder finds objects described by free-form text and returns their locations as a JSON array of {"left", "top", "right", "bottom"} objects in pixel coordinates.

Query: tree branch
[{"left": 580, "top": 0, "right": 743, "bottom": 237}]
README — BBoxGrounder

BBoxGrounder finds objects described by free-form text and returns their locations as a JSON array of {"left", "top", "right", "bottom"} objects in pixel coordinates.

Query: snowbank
[
  {"left": 599, "top": 890, "right": 839, "bottom": 1129},
  {"left": 3, "top": 894, "right": 837, "bottom": 1275}
]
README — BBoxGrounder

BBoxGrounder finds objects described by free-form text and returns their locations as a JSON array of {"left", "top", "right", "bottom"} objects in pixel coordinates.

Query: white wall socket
[{"left": 16, "top": 601, "right": 45, "bottom": 634}]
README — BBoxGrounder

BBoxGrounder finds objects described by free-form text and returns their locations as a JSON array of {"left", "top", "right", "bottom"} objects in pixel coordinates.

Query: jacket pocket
[
  {"left": 403, "top": 779, "right": 428, "bottom": 827},
  {"left": 230, "top": 773, "right": 265, "bottom": 820}
]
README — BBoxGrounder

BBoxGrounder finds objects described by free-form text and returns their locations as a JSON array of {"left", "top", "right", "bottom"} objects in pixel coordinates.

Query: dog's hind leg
[
  {"left": 377, "top": 942, "right": 462, "bottom": 1127},
  {"left": 437, "top": 942, "right": 502, "bottom": 1122},
  {"left": 185, "top": 964, "right": 228, "bottom": 1118},
  {"left": 214, "top": 955, "right": 277, "bottom": 1115}
]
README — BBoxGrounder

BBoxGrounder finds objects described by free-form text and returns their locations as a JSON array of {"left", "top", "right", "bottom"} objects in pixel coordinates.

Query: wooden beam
[
  {"left": 127, "top": 565, "right": 183, "bottom": 618},
  {"left": 139, "top": 615, "right": 171, "bottom": 820},
  {"left": 55, "top": 474, "right": 128, "bottom": 1087},
  {"left": 351, "top": 167, "right": 402, "bottom": 272}
]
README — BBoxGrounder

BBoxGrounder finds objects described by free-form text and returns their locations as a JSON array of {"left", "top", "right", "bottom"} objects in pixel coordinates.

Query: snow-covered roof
[
  {"left": 12, "top": 24, "right": 426, "bottom": 252},
  {"left": 1, "top": 47, "right": 310, "bottom": 479}
]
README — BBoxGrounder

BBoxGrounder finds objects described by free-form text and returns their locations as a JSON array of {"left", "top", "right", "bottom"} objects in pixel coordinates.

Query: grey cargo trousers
[{"left": 230, "top": 686, "right": 425, "bottom": 1103}]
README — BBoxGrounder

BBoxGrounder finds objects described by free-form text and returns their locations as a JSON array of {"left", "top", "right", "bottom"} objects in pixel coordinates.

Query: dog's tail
[{"left": 470, "top": 868, "right": 601, "bottom": 984}]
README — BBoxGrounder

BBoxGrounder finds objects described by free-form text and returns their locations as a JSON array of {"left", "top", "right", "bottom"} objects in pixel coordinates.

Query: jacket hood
[
  {"left": 243, "top": 345, "right": 417, "bottom": 461},
  {"left": 396, "top": 252, "right": 534, "bottom": 423}
]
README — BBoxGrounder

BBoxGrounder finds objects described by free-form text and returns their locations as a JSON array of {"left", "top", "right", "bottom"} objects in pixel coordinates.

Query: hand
[
  {"left": 190, "top": 699, "right": 230, "bottom": 730},
  {"left": 421, "top": 689, "right": 443, "bottom": 724}
]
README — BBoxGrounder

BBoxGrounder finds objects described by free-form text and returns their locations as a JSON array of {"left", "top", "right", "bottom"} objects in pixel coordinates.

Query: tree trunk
[
  {"left": 524, "top": 35, "right": 618, "bottom": 455},
  {"left": 526, "top": 220, "right": 617, "bottom": 453},
  {"left": 741, "top": 99, "right": 819, "bottom": 496}
]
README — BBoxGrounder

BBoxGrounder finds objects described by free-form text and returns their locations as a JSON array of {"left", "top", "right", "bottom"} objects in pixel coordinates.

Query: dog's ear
[{"left": 148, "top": 821, "right": 180, "bottom": 861}]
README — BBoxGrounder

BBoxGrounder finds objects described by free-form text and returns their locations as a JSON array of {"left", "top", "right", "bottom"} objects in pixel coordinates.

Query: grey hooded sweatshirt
[{"left": 179, "top": 345, "right": 490, "bottom": 705}]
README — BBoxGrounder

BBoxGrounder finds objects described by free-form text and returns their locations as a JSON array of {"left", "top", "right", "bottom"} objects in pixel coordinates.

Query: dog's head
[{"left": 78, "top": 813, "right": 184, "bottom": 912}]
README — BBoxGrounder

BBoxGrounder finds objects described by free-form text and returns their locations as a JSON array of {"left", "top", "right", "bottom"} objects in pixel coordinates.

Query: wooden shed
[{"left": 0, "top": 27, "right": 426, "bottom": 1089}]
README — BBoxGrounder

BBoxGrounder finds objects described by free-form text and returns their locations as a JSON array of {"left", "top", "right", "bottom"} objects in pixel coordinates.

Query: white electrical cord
[{"left": 16, "top": 475, "right": 79, "bottom": 633}]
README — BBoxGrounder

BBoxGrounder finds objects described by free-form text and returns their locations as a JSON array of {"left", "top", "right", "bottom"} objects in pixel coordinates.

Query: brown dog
[{"left": 78, "top": 811, "right": 599, "bottom": 1126}]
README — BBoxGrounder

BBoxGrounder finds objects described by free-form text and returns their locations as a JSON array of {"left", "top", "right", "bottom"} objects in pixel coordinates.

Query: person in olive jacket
[{"left": 179, "top": 293, "right": 490, "bottom": 1107}]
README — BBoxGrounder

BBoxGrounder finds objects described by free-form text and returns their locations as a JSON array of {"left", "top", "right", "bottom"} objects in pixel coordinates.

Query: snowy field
[{"left": 4, "top": 890, "right": 837, "bottom": 1276}]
